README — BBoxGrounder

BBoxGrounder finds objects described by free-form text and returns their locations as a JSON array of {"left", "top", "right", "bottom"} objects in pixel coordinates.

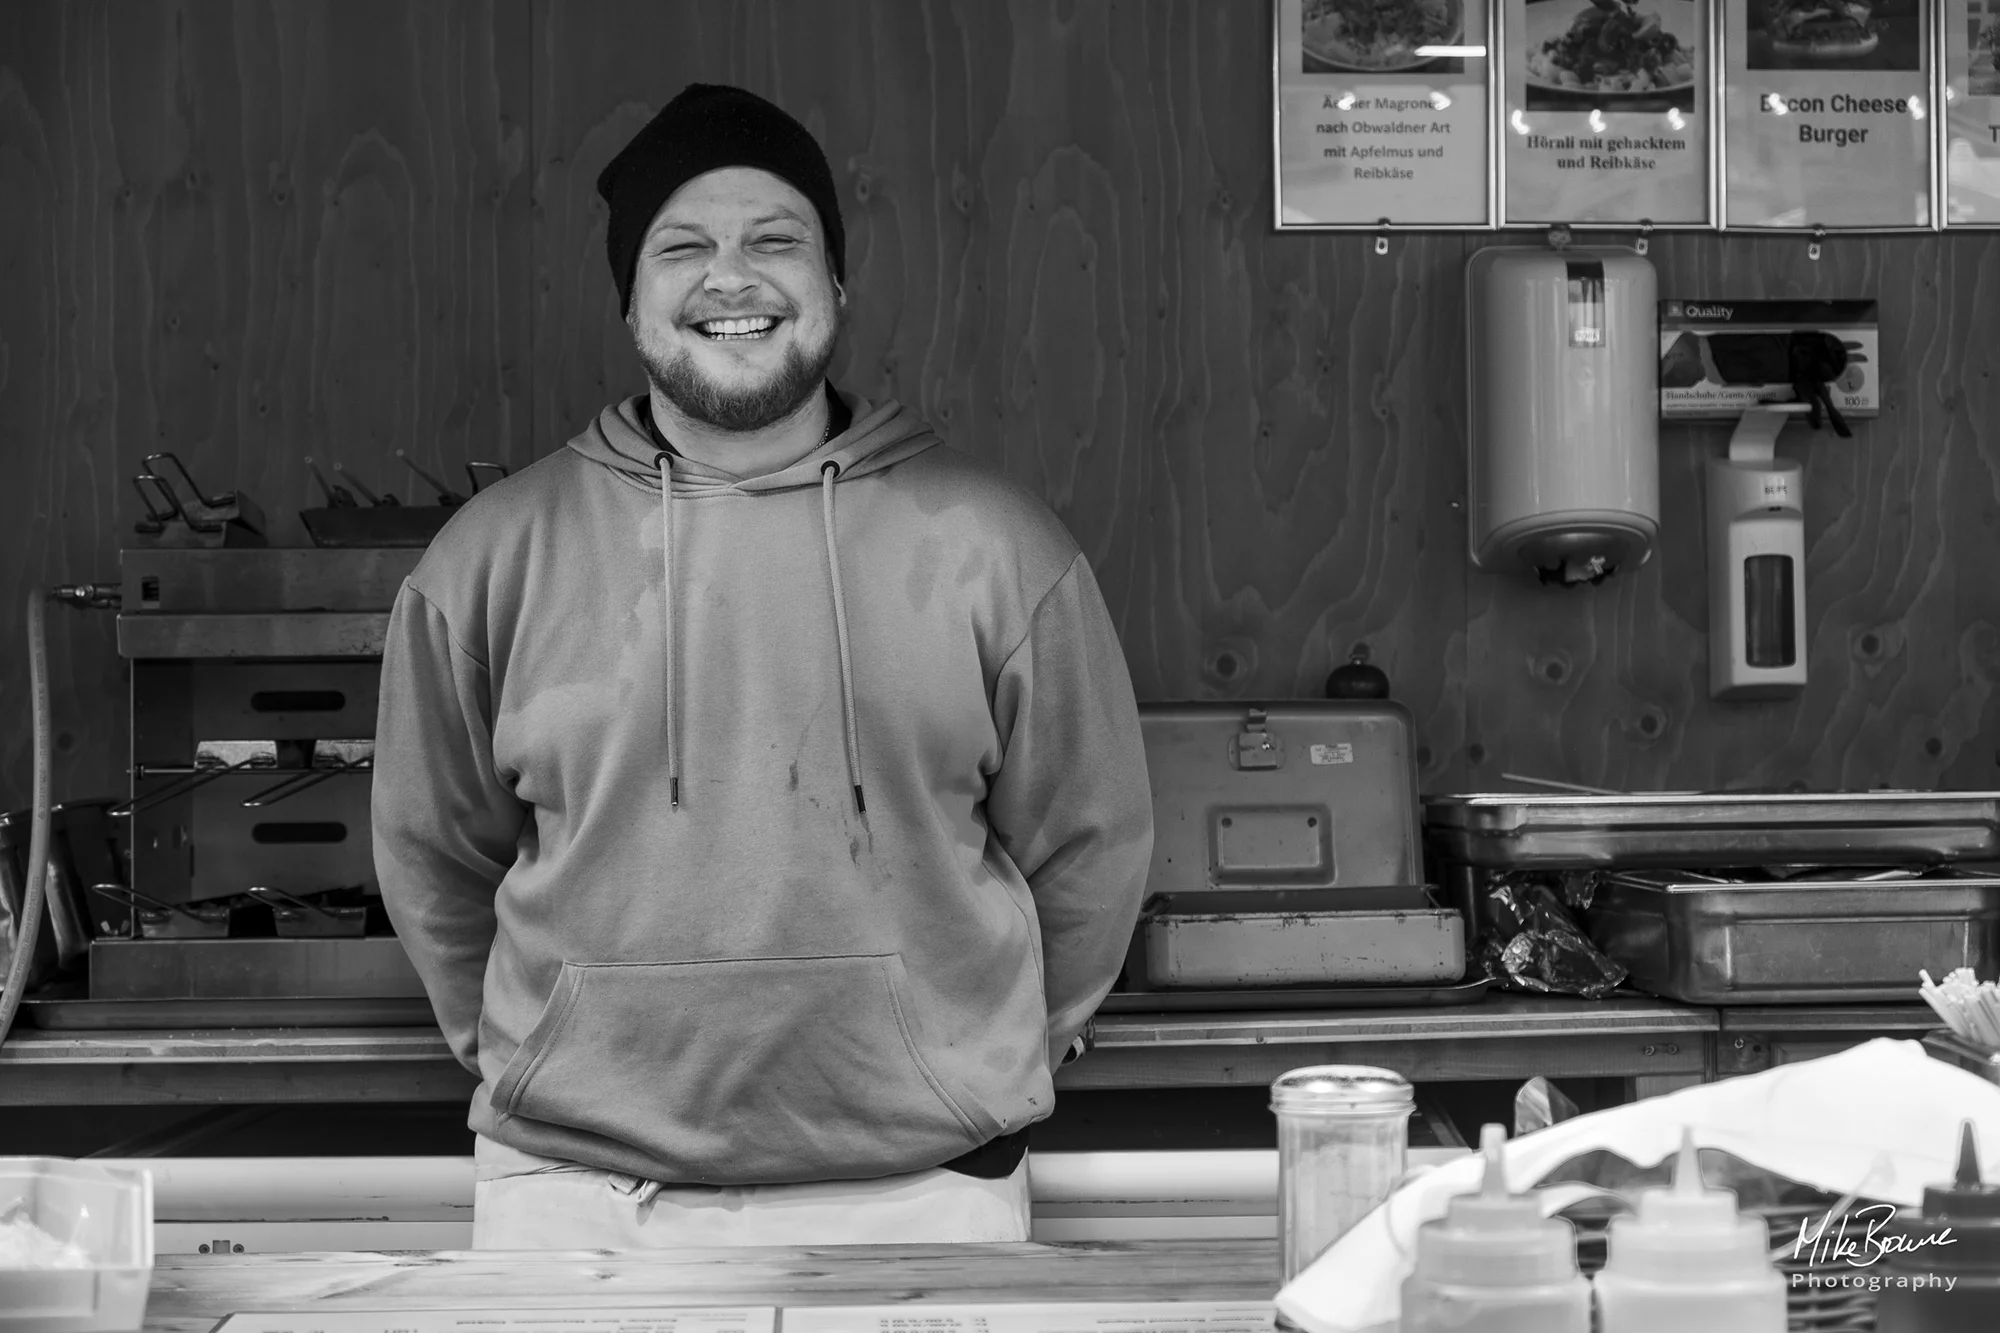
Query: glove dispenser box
[{"left": 1125, "top": 701, "right": 1463, "bottom": 990}]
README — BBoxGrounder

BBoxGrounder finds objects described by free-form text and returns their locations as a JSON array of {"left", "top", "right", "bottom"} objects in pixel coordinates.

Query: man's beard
[{"left": 632, "top": 315, "right": 837, "bottom": 433}]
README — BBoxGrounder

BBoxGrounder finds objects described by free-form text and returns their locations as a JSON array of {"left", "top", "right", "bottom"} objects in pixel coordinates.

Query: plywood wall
[{"left": 4, "top": 0, "right": 1997, "bottom": 818}]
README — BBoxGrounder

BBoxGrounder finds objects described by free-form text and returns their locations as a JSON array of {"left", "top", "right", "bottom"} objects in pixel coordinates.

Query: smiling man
[{"left": 371, "top": 83, "right": 1153, "bottom": 1248}]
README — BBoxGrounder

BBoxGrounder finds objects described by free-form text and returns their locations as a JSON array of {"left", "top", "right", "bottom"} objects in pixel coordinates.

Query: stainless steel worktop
[{"left": 0, "top": 995, "right": 1808, "bottom": 1105}]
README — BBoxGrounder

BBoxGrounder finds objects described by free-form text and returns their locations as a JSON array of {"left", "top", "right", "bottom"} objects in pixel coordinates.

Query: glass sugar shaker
[{"left": 1270, "top": 1064, "right": 1414, "bottom": 1288}]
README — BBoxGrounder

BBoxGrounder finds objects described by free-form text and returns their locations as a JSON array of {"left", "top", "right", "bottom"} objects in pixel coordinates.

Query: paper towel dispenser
[{"left": 1467, "top": 246, "right": 1660, "bottom": 586}]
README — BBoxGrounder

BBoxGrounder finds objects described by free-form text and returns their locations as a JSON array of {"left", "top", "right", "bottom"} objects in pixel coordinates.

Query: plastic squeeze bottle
[
  {"left": 1875, "top": 1121, "right": 2000, "bottom": 1332},
  {"left": 1399, "top": 1123, "right": 1590, "bottom": 1333},
  {"left": 1593, "top": 1127, "right": 1785, "bottom": 1333}
]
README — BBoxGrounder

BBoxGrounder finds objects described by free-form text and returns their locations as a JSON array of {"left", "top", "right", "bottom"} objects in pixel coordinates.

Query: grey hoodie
[{"left": 372, "top": 390, "right": 1153, "bottom": 1186}]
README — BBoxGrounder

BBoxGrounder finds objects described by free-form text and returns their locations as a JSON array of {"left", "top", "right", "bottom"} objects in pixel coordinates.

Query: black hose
[{"left": 0, "top": 590, "right": 54, "bottom": 1051}]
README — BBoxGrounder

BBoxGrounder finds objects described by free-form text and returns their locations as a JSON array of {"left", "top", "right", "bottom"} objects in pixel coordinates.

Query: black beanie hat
[{"left": 596, "top": 83, "right": 846, "bottom": 314}]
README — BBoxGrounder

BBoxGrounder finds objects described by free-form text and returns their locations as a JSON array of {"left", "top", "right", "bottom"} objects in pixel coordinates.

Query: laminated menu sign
[
  {"left": 1274, "top": 0, "right": 1490, "bottom": 226},
  {"left": 1945, "top": 0, "right": 2000, "bottom": 222},
  {"left": 1501, "top": 0, "right": 1710, "bottom": 225},
  {"left": 1721, "top": 0, "right": 1933, "bottom": 228}
]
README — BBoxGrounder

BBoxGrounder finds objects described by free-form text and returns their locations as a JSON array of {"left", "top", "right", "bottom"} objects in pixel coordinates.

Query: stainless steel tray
[
  {"left": 1137, "top": 888, "right": 1464, "bottom": 990},
  {"left": 87, "top": 936, "right": 426, "bottom": 1001},
  {"left": 1586, "top": 870, "right": 2000, "bottom": 1005},
  {"left": 1425, "top": 791, "right": 2000, "bottom": 869},
  {"left": 1097, "top": 977, "right": 1489, "bottom": 1013},
  {"left": 20, "top": 992, "right": 436, "bottom": 1030}
]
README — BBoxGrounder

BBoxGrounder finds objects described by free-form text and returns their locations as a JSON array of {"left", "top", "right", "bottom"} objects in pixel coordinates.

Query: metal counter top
[
  {"left": 0, "top": 996, "right": 1724, "bottom": 1104},
  {"left": 1088, "top": 995, "right": 1712, "bottom": 1045},
  {"left": 0, "top": 998, "right": 1938, "bottom": 1105}
]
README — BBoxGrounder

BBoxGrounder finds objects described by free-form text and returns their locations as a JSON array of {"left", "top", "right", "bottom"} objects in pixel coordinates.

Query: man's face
[{"left": 627, "top": 167, "right": 842, "bottom": 433}]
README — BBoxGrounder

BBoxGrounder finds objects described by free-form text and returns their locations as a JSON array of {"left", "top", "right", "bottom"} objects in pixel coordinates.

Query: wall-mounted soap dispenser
[
  {"left": 1708, "top": 406, "right": 1811, "bottom": 700},
  {"left": 1660, "top": 303, "right": 1873, "bottom": 702}
]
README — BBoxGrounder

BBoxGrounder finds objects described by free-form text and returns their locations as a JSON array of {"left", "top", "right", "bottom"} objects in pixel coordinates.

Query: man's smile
[{"left": 691, "top": 315, "right": 782, "bottom": 341}]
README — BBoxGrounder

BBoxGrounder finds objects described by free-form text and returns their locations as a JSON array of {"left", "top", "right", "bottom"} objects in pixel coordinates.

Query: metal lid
[{"left": 1270, "top": 1065, "right": 1414, "bottom": 1114}]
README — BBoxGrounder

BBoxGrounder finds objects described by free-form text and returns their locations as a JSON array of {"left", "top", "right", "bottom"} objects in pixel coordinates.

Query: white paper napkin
[{"left": 1274, "top": 1038, "right": 2000, "bottom": 1333}]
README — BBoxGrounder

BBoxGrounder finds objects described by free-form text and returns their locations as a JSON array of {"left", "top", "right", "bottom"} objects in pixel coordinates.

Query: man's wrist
[{"left": 1057, "top": 1019, "right": 1095, "bottom": 1067}]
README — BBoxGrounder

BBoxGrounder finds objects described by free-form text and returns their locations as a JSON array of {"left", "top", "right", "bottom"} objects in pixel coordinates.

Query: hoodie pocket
[{"left": 488, "top": 954, "right": 990, "bottom": 1182}]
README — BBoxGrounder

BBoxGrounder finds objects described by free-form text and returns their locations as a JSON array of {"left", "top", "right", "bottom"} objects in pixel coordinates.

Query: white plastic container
[
  {"left": 0, "top": 1157, "right": 153, "bottom": 1332},
  {"left": 1593, "top": 1128, "right": 1786, "bottom": 1333},
  {"left": 1400, "top": 1123, "right": 1590, "bottom": 1333}
]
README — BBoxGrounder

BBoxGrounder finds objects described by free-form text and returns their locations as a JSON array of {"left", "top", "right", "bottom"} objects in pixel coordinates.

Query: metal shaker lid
[{"left": 1270, "top": 1065, "right": 1414, "bottom": 1114}]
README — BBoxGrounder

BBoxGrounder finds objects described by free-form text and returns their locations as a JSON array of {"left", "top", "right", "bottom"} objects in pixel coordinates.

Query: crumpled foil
[{"left": 1474, "top": 870, "right": 1628, "bottom": 999}]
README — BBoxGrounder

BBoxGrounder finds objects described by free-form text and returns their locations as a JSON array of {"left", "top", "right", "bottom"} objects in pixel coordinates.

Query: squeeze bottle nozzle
[
  {"left": 1874, "top": 1120, "right": 2000, "bottom": 1331},
  {"left": 1594, "top": 1127, "right": 1785, "bottom": 1333},
  {"left": 1913, "top": 1118, "right": 2000, "bottom": 1223},
  {"left": 1409, "top": 1122, "right": 1585, "bottom": 1288},
  {"left": 1604, "top": 1127, "right": 1773, "bottom": 1275},
  {"left": 1400, "top": 1123, "right": 1590, "bottom": 1332},
  {"left": 1645, "top": 1127, "right": 1737, "bottom": 1225},
  {"left": 1956, "top": 1120, "right": 1986, "bottom": 1189}
]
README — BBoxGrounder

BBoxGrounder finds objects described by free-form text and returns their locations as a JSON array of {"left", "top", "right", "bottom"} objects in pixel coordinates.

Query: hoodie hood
[
  {"left": 568, "top": 388, "right": 942, "bottom": 493},
  {"left": 564, "top": 386, "right": 943, "bottom": 818}
]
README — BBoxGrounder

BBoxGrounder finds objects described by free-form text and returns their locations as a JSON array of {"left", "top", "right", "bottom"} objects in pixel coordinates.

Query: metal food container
[
  {"left": 1922, "top": 1029, "right": 2000, "bottom": 1086},
  {"left": 1585, "top": 869, "right": 2000, "bottom": 1005},
  {"left": 1129, "top": 701, "right": 1462, "bottom": 989},
  {"left": 1141, "top": 889, "right": 1463, "bottom": 989},
  {"left": 1424, "top": 791, "right": 2000, "bottom": 870}
]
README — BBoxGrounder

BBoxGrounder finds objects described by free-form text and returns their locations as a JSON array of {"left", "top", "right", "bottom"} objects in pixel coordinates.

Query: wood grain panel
[
  {"left": 141, "top": 1240, "right": 1280, "bottom": 1332},
  {"left": 1466, "top": 233, "right": 2000, "bottom": 792},
  {"left": 528, "top": 0, "right": 1465, "bottom": 789},
  {"left": 0, "top": 0, "right": 143, "bottom": 813},
  {"left": 5, "top": 0, "right": 1998, "bottom": 818},
  {"left": 0, "top": 0, "right": 531, "bottom": 812}
]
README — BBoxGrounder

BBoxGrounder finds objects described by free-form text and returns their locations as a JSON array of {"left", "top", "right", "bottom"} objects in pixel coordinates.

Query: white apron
[{"left": 471, "top": 1134, "right": 1032, "bottom": 1248}]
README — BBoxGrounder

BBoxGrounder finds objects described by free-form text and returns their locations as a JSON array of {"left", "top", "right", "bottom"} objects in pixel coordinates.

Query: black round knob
[{"left": 1326, "top": 655, "right": 1390, "bottom": 700}]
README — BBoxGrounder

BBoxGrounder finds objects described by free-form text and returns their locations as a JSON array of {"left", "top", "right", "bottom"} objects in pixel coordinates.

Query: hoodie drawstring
[
  {"left": 820, "top": 461, "right": 867, "bottom": 815},
  {"left": 656, "top": 451, "right": 680, "bottom": 809},
  {"left": 653, "top": 449, "right": 865, "bottom": 817}
]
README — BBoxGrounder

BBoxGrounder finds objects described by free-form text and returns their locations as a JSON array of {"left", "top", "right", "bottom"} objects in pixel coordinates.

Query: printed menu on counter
[
  {"left": 1946, "top": 0, "right": 2000, "bottom": 222},
  {"left": 1721, "top": 0, "right": 1933, "bottom": 228},
  {"left": 210, "top": 1306, "right": 1274, "bottom": 1333},
  {"left": 784, "top": 1304, "right": 1276, "bottom": 1333},
  {"left": 211, "top": 1309, "right": 777, "bottom": 1333},
  {"left": 1500, "top": 0, "right": 1710, "bottom": 224},
  {"left": 1274, "top": 0, "right": 1491, "bottom": 226}
]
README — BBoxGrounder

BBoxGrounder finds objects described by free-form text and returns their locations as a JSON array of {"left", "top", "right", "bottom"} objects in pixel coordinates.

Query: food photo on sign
[
  {"left": 1300, "top": 0, "right": 1468, "bottom": 75},
  {"left": 1720, "top": 0, "right": 1931, "bottom": 228},
  {"left": 1945, "top": 0, "right": 2000, "bottom": 222},
  {"left": 1275, "top": 0, "right": 1492, "bottom": 226},
  {"left": 1745, "top": 0, "right": 1921, "bottom": 72},
  {"left": 1521, "top": 0, "right": 1699, "bottom": 114},
  {"left": 1970, "top": 0, "right": 2000, "bottom": 95},
  {"left": 1501, "top": 0, "right": 1708, "bottom": 225}
]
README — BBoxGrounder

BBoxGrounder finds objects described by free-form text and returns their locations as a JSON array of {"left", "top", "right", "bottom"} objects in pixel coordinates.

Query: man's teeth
[{"left": 697, "top": 317, "right": 778, "bottom": 339}]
